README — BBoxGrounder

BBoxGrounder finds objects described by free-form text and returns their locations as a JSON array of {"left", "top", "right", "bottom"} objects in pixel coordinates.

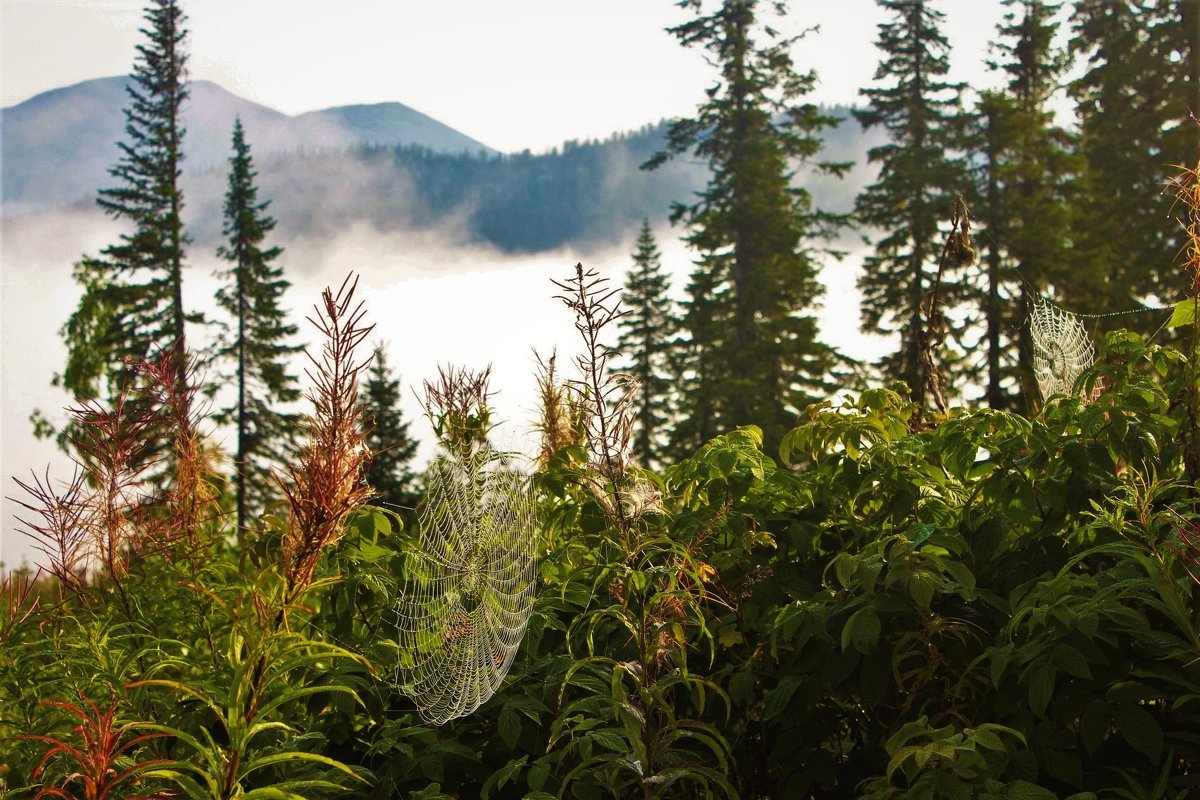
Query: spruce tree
[
  {"left": 362, "top": 345, "right": 420, "bottom": 510},
  {"left": 969, "top": 0, "right": 1075, "bottom": 409},
  {"left": 61, "top": 0, "right": 191, "bottom": 405},
  {"left": 970, "top": 92, "right": 1024, "bottom": 410},
  {"left": 214, "top": 118, "right": 302, "bottom": 533},
  {"left": 647, "top": 0, "right": 845, "bottom": 453},
  {"left": 1068, "top": 0, "right": 1196, "bottom": 308},
  {"left": 854, "top": 0, "right": 969, "bottom": 394},
  {"left": 615, "top": 221, "right": 676, "bottom": 469}
]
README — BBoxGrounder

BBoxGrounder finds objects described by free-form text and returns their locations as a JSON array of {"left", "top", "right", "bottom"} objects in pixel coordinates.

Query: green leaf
[
  {"left": 498, "top": 705, "right": 522, "bottom": 750},
  {"left": 588, "top": 729, "right": 628, "bottom": 752},
  {"left": 1113, "top": 703, "right": 1163, "bottom": 762},
  {"left": 1027, "top": 662, "right": 1055, "bottom": 718},
  {"left": 1063, "top": 443, "right": 1089, "bottom": 471},
  {"left": 1004, "top": 780, "right": 1058, "bottom": 800},
  {"left": 908, "top": 522, "right": 936, "bottom": 547},
  {"left": 763, "top": 675, "right": 804, "bottom": 720},
  {"left": 1079, "top": 700, "right": 1110, "bottom": 755},
  {"left": 1051, "top": 644, "right": 1092, "bottom": 680},
  {"left": 970, "top": 726, "right": 1004, "bottom": 752},
  {"left": 527, "top": 760, "right": 551, "bottom": 792},
  {"left": 908, "top": 570, "right": 937, "bottom": 610},
  {"left": 482, "top": 757, "right": 526, "bottom": 800},
  {"left": 841, "top": 606, "right": 882, "bottom": 654},
  {"left": 1167, "top": 298, "right": 1198, "bottom": 328}
]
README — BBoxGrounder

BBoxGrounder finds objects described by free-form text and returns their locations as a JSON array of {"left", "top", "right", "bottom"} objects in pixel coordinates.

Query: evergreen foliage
[
  {"left": 214, "top": 117, "right": 301, "bottom": 533},
  {"left": 61, "top": 0, "right": 191, "bottom": 405},
  {"left": 257, "top": 124, "right": 711, "bottom": 254},
  {"left": 615, "top": 221, "right": 676, "bottom": 469},
  {"left": 1068, "top": 0, "right": 1196, "bottom": 309},
  {"left": 362, "top": 345, "right": 420, "bottom": 511},
  {"left": 854, "top": 0, "right": 970, "bottom": 393},
  {"left": 968, "top": 0, "right": 1075, "bottom": 410},
  {"left": 647, "top": 0, "right": 845, "bottom": 453}
]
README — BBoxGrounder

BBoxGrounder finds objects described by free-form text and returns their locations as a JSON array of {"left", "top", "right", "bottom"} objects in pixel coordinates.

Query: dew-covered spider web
[
  {"left": 395, "top": 450, "right": 538, "bottom": 725},
  {"left": 1030, "top": 297, "right": 1095, "bottom": 401}
]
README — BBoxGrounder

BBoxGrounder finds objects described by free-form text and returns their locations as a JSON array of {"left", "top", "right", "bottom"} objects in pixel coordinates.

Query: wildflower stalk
[
  {"left": 552, "top": 263, "right": 637, "bottom": 537},
  {"left": 915, "top": 196, "right": 976, "bottom": 427},
  {"left": 278, "top": 273, "right": 373, "bottom": 606},
  {"left": 1168, "top": 129, "right": 1200, "bottom": 485}
]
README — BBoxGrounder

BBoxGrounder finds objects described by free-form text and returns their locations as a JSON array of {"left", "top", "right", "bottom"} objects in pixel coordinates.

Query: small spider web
[
  {"left": 394, "top": 450, "right": 538, "bottom": 725},
  {"left": 1030, "top": 297, "right": 1095, "bottom": 401}
]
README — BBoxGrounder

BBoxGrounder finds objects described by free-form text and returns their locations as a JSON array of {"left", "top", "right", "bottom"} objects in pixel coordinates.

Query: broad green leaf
[
  {"left": 1167, "top": 298, "right": 1198, "bottom": 328},
  {"left": 762, "top": 675, "right": 804, "bottom": 720},
  {"left": 841, "top": 606, "right": 882, "bottom": 654},
  {"left": 527, "top": 759, "right": 551, "bottom": 792},
  {"left": 1079, "top": 700, "right": 1110, "bottom": 755},
  {"left": 1113, "top": 703, "right": 1163, "bottom": 762},
  {"left": 1051, "top": 644, "right": 1091, "bottom": 680},
  {"left": 1027, "top": 662, "right": 1055, "bottom": 718},
  {"left": 1004, "top": 780, "right": 1058, "bottom": 800},
  {"left": 588, "top": 729, "right": 628, "bottom": 752},
  {"left": 498, "top": 705, "right": 522, "bottom": 750}
]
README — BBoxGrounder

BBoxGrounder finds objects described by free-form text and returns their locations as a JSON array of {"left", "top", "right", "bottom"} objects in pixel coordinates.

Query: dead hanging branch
[
  {"left": 278, "top": 274, "right": 374, "bottom": 595},
  {"left": 915, "top": 196, "right": 976, "bottom": 426}
]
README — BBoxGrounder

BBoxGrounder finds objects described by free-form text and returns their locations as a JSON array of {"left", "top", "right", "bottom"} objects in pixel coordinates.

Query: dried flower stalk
[
  {"left": 553, "top": 263, "right": 661, "bottom": 533},
  {"left": 532, "top": 349, "right": 586, "bottom": 470},
  {"left": 278, "top": 274, "right": 374, "bottom": 594},
  {"left": 422, "top": 364, "right": 494, "bottom": 457},
  {"left": 0, "top": 567, "right": 42, "bottom": 644},
  {"left": 132, "top": 346, "right": 221, "bottom": 565}
]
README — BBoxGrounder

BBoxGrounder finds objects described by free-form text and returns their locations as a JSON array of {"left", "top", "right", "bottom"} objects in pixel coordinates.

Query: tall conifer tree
[
  {"left": 62, "top": 0, "right": 191, "bottom": 404},
  {"left": 648, "top": 0, "right": 844, "bottom": 453},
  {"left": 854, "top": 0, "right": 968, "bottom": 393},
  {"left": 1068, "top": 0, "right": 1196, "bottom": 308},
  {"left": 970, "top": 0, "right": 1075, "bottom": 409},
  {"left": 362, "top": 345, "right": 420, "bottom": 510},
  {"left": 616, "top": 221, "right": 676, "bottom": 469},
  {"left": 214, "top": 118, "right": 301, "bottom": 533}
]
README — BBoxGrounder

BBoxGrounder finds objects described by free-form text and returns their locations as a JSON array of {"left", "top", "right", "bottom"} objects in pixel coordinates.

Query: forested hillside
[
  {"left": 3, "top": 87, "right": 878, "bottom": 253},
  {"left": 180, "top": 113, "right": 876, "bottom": 253}
]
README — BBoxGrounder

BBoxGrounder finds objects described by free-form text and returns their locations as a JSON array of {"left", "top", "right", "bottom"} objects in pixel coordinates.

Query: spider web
[
  {"left": 1030, "top": 297, "right": 1095, "bottom": 401},
  {"left": 395, "top": 450, "right": 538, "bottom": 725}
]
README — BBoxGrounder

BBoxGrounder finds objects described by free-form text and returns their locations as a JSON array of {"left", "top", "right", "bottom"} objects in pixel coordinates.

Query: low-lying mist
[{"left": 0, "top": 204, "right": 888, "bottom": 570}]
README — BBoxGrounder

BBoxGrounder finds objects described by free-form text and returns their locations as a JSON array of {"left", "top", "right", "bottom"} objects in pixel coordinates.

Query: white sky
[{"left": 2, "top": 0, "right": 1009, "bottom": 153}]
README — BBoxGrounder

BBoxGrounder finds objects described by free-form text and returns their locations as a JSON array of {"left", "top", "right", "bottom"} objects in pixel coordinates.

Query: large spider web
[
  {"left": 1030, "top": 297, "right": 1095, "bottom": 401},
  {"left": 395, "top": 451, "right": 538, "bottom": 725}
]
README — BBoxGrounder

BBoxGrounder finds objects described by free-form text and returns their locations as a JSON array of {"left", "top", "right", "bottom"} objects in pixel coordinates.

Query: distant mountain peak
[{"left": 1, "top": 76, "right": 496, "bottom": 208}]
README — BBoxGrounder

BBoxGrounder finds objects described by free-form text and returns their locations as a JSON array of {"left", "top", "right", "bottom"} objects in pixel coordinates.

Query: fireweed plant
[{"left": 4, "top": 159, "right": 1200, "bottom": 797}]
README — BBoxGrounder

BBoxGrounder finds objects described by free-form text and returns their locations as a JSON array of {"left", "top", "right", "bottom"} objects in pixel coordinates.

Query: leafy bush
[{"left": 3, "top": 267, "right": 1200, "bottom": 800}]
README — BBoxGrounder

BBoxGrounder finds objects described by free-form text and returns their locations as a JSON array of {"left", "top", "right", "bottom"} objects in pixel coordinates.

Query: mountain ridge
[
  {"left": 1, "top": 76, "right": 883, "bottom": 256},
  {"left": 1, "top": 76, "right": 497, "bottom": 208}
]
